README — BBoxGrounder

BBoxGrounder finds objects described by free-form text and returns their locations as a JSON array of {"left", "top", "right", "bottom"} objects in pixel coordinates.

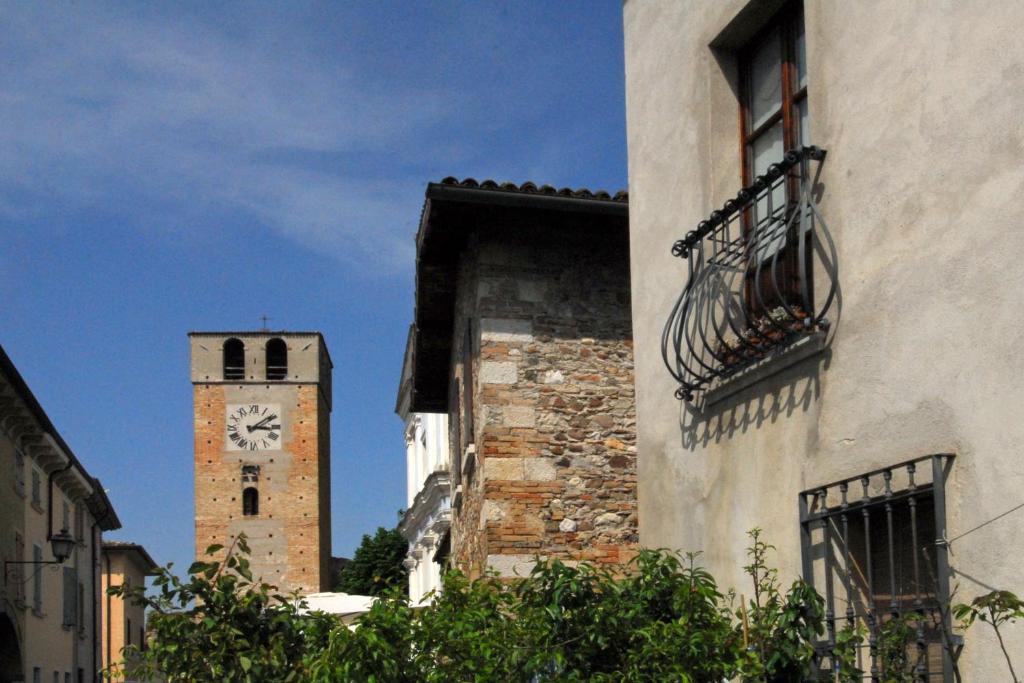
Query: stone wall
[{"left": 448, "top": 227, "right": 637, "bottom": 577}]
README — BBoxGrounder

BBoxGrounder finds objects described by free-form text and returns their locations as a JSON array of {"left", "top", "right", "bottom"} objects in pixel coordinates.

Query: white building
[{"left": 395, "top": 328, "right": 451, "bottom": 605}]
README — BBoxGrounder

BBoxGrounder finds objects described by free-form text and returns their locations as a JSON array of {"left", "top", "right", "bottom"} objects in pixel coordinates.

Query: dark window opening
[
  {"left": 461, "top": 321, "right": 475, "bottom": 450},
  {"left": 266, "top": 338, "right": 288, "bottom": 380},
  {"left": 223, "top": 338, "right": 245, "bottom": 380},
  {"left": 800, "top": 455, "right": 953, "bottom": 680},
  {"left": 448, "top": 380, "right": 461, "bottom": 487},
  {"left": 242, "top": 487, "right": 259, "bottom": 516},
  {"left": 432, "top": 529, "right": 451, "bottom": 570},
  {"left": 241, "top": 464, "right": 260, "bottom": 484}
]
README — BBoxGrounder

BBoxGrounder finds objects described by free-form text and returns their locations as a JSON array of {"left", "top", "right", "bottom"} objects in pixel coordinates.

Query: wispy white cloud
[
  {"left": 0, "top": 2, "right": 626, "bottom": 274},
  {"left": 0, "top": 3, "right": 458, "bottom": 272}
]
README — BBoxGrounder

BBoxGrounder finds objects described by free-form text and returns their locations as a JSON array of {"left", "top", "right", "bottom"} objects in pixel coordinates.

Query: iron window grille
[
  {"left": 799, "top": 454, "right": 955, "bottom": 681},
  {"left": 662, "top": 146, "right": 837, "bottom": 402}
]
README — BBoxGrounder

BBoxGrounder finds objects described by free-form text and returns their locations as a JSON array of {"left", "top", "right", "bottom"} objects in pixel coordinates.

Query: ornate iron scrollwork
[{"left": 662, "top": 147, "right": 837, "bottom": 402}]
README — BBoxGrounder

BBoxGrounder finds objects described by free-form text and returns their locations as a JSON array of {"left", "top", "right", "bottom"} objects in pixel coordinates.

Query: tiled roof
[
  {"left": 411, "top": 177, "right": 629, "bottom": 413},
  {"left": 102, "top": 540, "right": 160, "bottom": 573},
  {"left": 437, "top": 177, "right": 628, "bottom": 203}
]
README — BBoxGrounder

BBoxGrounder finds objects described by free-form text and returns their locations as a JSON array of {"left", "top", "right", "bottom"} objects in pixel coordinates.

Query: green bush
[{"left": 107, "top": 530, "right": 879, "bottom": 682}]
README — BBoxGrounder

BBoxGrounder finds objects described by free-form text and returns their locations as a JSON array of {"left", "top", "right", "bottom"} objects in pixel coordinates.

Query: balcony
[{"left": 662, "top": 146, "right": 837, "bottom": 403}]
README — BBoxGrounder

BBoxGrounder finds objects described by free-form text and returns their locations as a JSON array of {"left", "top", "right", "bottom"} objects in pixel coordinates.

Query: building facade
[
  {"left": 408, "top": 179, "right": 638, "bottom": 579},
  {"left": 99, "top": 542, "right": 157, "bottom": 683},
  {"left": 396, "top": 327, "right": 451, "bottom": 604},
  {"left": 0, "top": 346, "right": 121, "bottom": 683},
  {"left": 189, "top": 332, "right": 333, "bottom": 594},
  {"left": 623, "top": 0, "right": 1024, "bottom": 678}
]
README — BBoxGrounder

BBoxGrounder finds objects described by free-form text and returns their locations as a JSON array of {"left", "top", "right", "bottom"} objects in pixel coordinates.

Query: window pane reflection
[{"left": 749, "top": 29, "right": 782, "bottom": 130}]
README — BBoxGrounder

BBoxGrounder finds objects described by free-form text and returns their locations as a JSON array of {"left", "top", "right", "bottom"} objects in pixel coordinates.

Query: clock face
[{"left": 226, "top": 404, "right": 282, "bottom": 451}]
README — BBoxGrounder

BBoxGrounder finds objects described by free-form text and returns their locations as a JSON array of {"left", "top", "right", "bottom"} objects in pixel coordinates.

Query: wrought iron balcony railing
[{"left": 662, "top": 146, "right": 837, "bottom": 402}]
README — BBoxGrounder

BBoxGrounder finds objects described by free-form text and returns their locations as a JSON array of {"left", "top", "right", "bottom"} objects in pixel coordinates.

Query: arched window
[
  {"left": 223, "top": 338, "right": 245, "bottom": 380},
  {"left": 242, "top": 487, "right": 259, "bottom": 516},
  {"left": 266, "top": 338, "right": 288, "bottom": 380}
]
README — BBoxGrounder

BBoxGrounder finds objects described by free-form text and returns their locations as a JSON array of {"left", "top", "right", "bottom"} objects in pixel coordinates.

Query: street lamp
[
  {"left": 3, "top": 528, "right": 76, "bottom": 585},
  {"left": 49, "top": 529, "right": 76, "bottom": 563}
]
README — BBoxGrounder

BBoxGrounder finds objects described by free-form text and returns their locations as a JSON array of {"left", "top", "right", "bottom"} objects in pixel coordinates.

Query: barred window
[{"left": 800, "top": 455, "right": 954, "bottom": 680}]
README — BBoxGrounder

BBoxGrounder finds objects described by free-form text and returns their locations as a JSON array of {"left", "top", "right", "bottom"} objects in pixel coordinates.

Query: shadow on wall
[{"left": 676, "top": 348, "right": 832, "bottom": 451}]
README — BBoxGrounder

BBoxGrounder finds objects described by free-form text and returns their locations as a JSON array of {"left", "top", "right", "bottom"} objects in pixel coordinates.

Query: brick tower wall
[{"left": 191, "top": 333, "right": 331, "bottom": 594}]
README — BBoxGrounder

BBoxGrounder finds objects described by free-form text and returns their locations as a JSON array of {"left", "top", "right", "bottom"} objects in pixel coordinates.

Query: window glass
[
  {"left": 31, "top": 469, "right": 41, "bottom": 505},
  {"left": 797, "top": 98, "right": 809, "bottom": 148},
  {"left": 748, "top": 29, "right": 782, "bottom": 130},
  {"left": 795, "top": 19, "right": 807, "bottom": 89},
  {"left": 751, "top": 121, "right": 786, "bottom": 231}
]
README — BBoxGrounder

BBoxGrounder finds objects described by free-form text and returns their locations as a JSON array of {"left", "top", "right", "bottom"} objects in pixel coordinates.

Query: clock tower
[{"left": 189, "top": 331, "right": 332, "bottom": 594}]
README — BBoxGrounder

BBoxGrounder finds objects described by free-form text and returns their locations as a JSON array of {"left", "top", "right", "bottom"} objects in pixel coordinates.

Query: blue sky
[{"left": 0, "top": 1, "right": 628, "bottom": 575}]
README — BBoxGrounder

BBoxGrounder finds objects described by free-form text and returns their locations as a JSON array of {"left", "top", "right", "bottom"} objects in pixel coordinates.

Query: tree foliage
[
  {"left": 110, "top": 529, "right": 1022, "bottom": 682},
  {"left": 105, "top": 535, "right": 334, "bottom": 682},
  {"left": 335, "top": 526, "right": 409, "bottom": 596}
]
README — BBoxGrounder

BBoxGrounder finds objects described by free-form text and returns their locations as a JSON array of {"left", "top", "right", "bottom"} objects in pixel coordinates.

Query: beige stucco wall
[
  {"left": 101, "top": 551, "right": 150, "bottom": 682},
  {"left": 1, "top": 429, "right": 104, "bottom": 682},
  {"left": 624, "top": 0, "right": 1024, "bottom": 678}
]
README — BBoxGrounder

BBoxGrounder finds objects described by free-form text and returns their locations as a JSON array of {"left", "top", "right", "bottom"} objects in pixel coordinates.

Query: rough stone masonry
[{"left": 410, "top": 181, "right": 637, "bottom": 579}]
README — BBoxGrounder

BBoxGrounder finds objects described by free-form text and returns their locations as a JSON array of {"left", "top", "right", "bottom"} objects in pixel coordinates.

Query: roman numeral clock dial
[{"left": 226, "top": 404, "right": 282, "bottom": 451}]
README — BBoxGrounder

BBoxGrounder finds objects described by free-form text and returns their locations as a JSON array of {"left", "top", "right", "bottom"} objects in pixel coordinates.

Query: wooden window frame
[
  {"left": 738, "top": 3, "right": 806, "bottom": 186},
  {"left": 738, "top": 3, "right": 808, "bottom": 310}
]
